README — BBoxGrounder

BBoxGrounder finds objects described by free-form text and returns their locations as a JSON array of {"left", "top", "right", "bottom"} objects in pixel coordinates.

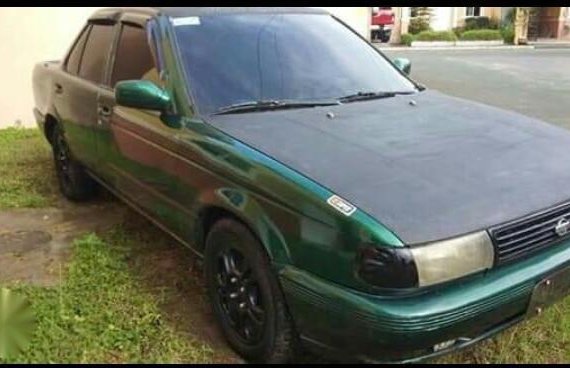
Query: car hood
[{"left": 207, "top": 90, "right": 570, "bottom": 244}]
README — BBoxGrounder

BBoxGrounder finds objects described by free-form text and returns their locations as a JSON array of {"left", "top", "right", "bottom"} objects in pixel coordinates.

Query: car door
[
  {"left": 53, "top": 21, "right": 116, "bottom": 170},
  {"left": 97, "top": 17, "right": 190, "bottom": 236}
]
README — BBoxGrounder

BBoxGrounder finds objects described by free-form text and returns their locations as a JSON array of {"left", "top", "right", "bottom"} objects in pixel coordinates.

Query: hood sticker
[{"left": 327, "top": 195, "right": 357, "bottom": 216}]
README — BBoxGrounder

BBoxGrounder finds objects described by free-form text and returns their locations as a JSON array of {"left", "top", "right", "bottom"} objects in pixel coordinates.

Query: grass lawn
[
  {"left": 1, "top": 233, "right": 213, "bottom": 363},
  {"left": 0, "top": 128, "right": 57, "bottom": 208},
  {"left": 1, "top": 127, "right": 570, "bottom": 363},
  {"left": 436, "top": 299, "right": 570, "bottom": 363}
]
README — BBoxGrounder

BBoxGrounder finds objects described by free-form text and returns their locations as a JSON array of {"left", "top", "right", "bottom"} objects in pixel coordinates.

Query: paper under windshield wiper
[
  {"left": 338, "top": 90, "right": 415, "bottom": 103},
  {"left": 214, "top": 99, "right": 340, "bottom": 115}
]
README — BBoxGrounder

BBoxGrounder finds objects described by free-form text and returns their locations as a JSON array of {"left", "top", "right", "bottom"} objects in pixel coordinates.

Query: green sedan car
[{"left": 32, "top": 7, "right": 570, "bottom": 363}]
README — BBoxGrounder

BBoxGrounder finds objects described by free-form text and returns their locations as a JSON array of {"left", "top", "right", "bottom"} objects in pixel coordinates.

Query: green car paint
[{"left": 31, "top": 7, "right": 570, "bottom": 363}]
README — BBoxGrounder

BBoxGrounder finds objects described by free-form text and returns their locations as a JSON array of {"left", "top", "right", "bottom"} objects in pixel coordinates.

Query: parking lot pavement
[{"left": 381, "top": 48, "right": 570, "bottom": 129}]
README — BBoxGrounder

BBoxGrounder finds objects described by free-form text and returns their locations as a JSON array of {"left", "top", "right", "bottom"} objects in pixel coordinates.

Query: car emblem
[{"left": 555, "top": 218, "right": 570, "bottom": 237}]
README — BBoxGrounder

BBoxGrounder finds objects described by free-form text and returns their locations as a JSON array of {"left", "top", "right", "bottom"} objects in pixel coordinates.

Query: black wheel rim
[
  {"left": 215, "top": 246, "right": 266, "bottom": 344},
  {"left": 54, "top": 133, "right": 72, "bottom": 188}
]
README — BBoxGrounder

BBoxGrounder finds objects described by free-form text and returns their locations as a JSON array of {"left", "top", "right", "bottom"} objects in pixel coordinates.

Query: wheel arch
[
  {"left": 44, "top": 113, "right": 60, "bottom": 145},
  {"left": 193, "top": 190, "right": 293, "bottom": 267}
]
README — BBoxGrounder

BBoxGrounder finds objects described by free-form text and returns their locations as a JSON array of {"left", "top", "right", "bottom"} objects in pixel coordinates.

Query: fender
[{"left": 192, "top": 186, "right": 292, "bottom": 266}]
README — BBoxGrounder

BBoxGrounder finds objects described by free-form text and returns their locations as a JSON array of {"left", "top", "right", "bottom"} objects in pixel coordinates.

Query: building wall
[
  {"left": 538, "top": 7, "right": 561, "bottom": 38},
  {"left": 0, "top": 7, "right": 102, "bottom": 128},
  {"left": 564, "top": 7, "right": 570, "bottom": 39},
  {"left": 501, "top": 7, "right": 515, "bottom": 22},
  {"left": 317, "top": 7, "right": 371, "bottom": 40},
  {"left": 431, "top": 7, "right": 454, "bottom": 31},
  {"left": 484, "top": 7, "right": 502, "bottom": 21},
  {"left": 452, "top": 7, "right": 502, "bottom": 28}
]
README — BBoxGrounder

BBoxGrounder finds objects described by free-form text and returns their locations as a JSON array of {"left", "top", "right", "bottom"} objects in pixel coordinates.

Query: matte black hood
[{"left": 208, "top": 90, "right": 570, "bottom": 244}]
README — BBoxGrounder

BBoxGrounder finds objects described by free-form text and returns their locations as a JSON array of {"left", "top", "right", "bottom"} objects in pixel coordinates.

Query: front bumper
[{"left": 279, "top": 238, "right": 570, "bottom": 362}]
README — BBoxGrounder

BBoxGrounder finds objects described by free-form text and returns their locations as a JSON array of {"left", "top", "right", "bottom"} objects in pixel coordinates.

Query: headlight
[
  {"left": 410, "top": 231, "right": 494, "bottom": 287},
  {"left": 356, "top": 245, "right": 418, "bottom": 289},
  {"left": 357, "top": 231, "right": 494, "bottom": 289}
]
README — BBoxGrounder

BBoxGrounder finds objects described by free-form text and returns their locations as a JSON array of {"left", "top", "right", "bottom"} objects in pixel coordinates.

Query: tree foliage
[{"left": 409, "top": 7, "right": 433, "bottom": 34}]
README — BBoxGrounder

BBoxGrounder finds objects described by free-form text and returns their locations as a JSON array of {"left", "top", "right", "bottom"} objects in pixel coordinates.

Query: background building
[{"left": 393, "top": 7, "right": 569, "bottom": 40}]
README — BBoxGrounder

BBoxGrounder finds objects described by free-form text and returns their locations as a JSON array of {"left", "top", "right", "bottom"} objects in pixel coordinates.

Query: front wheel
[{"left": 204, "top": 218, "right": 296, "bottom": 363}]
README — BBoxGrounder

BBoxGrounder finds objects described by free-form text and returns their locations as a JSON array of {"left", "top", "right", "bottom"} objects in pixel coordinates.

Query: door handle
[{"left": 54, "top": 83, "right": 63, "bottom": 94}]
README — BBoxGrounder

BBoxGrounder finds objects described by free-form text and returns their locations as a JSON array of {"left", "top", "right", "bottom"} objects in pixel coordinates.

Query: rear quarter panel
[{"left": 32, "top": 61, "right": 61, "bottom": 125}]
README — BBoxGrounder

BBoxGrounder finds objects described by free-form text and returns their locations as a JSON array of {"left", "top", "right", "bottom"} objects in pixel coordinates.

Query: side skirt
[{"left": 86, "top": 170, "right": 204, "bottom": 260}]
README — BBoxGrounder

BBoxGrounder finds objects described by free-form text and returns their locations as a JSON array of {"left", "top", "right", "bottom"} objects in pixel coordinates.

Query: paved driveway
[{"left": 381, "top": 48, "right": 570, "bottom": 129}]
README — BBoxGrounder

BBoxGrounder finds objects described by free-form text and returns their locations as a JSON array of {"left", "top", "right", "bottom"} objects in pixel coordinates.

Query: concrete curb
[
  {"left": 375, "top": 45, "right": 536, "bottom": 51},
  {"left": 532, "top": 43, "right": 570, "bottom": 49}
]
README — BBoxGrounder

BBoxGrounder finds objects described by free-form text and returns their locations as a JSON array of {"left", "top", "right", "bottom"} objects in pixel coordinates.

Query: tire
[
  {"left": 204, "top": 218, "right": 296, "bottom": 363},
  {"left": 50, "top": 123, "right": 98, "bottom": 201},
  {"left": 371, "top": 29, "right": 379, "bottom": 41}
]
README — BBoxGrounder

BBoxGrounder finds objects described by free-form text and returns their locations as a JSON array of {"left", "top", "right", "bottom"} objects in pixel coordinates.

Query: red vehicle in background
[{"left": 371, "top": 7, "right": 395, "bottom": 42}]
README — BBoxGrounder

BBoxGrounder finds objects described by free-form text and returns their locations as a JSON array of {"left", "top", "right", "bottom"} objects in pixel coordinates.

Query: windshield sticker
[
  {"left": 171, "top": 16, "right": 201, "bottom": 27},
  {"left": 327, "top": 195, "right": 357, "bottom": 216}
]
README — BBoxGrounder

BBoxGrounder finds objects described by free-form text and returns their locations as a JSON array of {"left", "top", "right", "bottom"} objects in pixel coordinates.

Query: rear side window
[
  {"left": 111, "top": 24, "right": 156, "bottom": 87},
  {"left": 79, "top": 23, "right": 115, "bottom": 84},
  {"left": 65, "top": 25, "right": 90, "bottom": 75}
]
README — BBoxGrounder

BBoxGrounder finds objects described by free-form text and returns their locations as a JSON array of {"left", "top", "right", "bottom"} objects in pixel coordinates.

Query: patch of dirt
[{"left": 0, "top": 200, "right": 127, "bottom": 287}]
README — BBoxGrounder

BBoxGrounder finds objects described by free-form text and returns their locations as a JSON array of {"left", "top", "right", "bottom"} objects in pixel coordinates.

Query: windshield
[{"left": 172, "top": 13, "right": 417, "bottom": 115}]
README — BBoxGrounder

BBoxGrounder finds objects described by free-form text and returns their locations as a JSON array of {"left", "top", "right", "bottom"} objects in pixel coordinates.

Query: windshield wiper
[
  {"left": 338, "top": 90, "right": 415, "bottom": 103},
  {"left": 214, "top": 99, "right": 340, "bottom": 115}
]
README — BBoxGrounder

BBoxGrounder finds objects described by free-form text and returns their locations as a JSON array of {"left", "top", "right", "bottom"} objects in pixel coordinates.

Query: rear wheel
[
  {"left": 371, "top": 29, "right": 380, "bottom": 41},
  {"left": 204, "top": 218, "right": 296, "bottom": 363},
  {"left": 51, "top": 123, "right": 98, "bottom": 201},
  {"left": 381, "top": 29, "right": 391, "bottom": 43}
]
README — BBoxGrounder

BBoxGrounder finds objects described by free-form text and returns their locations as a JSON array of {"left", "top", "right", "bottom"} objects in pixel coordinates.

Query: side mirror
[
  {"left": 115, "top": 80, "right": 171, "bottom": 111},
  {"left": 393, "top": 57, "right": 412, "bottom": 75}
]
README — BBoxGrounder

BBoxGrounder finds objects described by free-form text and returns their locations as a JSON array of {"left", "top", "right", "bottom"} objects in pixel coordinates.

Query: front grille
[{"left": 489, "top": 201, "right": 570, "bottom": 265}]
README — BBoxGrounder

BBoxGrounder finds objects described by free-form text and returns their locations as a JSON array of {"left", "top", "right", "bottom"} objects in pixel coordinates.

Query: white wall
[
  {"left": 0, "top": 7, "right": 102, "bottom": 127},
  {"left": 317, "top": 7, "right": 371, "bottom": 40},
  {"left": 430, "top": 7, "right": 454, "bottom": 31}
]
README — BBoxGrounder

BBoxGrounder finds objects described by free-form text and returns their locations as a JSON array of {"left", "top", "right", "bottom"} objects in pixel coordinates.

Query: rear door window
[
  {"left": 78, "top": 23, "right": 115, "bottom": 84},
  {"left": 65, "top": 25, "right": 90, "bottom": 75}
]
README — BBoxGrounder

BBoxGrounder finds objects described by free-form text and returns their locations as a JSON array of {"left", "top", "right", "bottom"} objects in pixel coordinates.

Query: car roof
[{"left": 89, "top": 7, "right": 328, "bottom": 22}]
